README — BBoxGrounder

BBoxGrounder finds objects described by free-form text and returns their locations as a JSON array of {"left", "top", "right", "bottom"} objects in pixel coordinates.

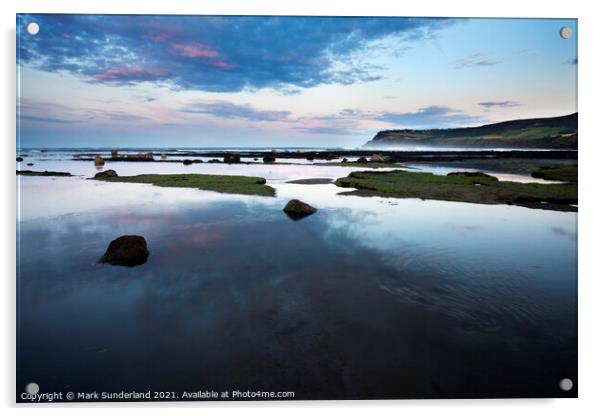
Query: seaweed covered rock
[
  {"left": 224, "top": 153, "right": 241, "bottom": 164},
  {"left": 100, "top": 235, "right": 149, "bottom": 267},
  {"left": 94, "top": 155, "right": 105, "bottom": 166},
  {"left": 94, "top": 169, "right": 118, "bottom": 178},
  {"left": 446, "top": 171, "right": 498, "bottom": 180},
  {"left": 263, "top": 155, "right": 276, "bottom": 163},
  {"left": 16, "top": 156, "right": 23, "bottom": 162},
  {"left": 283, "top": 199, "right": 317, "bottom": 220}
]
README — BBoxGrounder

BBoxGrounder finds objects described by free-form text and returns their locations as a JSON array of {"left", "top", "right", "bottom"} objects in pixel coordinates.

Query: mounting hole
[
  {"left": 559, "top": 26, "right": 572, "bottom": 39},
  {"left": 559, "top": 378, "right": 573, "bottom": 391},
  {"left": 25, "top": 382, "right": 39, "bottom": 395},
  {"left": 26, "top": 22, "right": 40, "bottom": 36}
]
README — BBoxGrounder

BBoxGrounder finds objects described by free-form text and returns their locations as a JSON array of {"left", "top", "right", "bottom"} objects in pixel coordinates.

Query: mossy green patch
[
  {"left": 317, "top": 162, "right": 406, "bottom": 169},
  {"left": 531, "top": 165, "right": 577, "bottom": 183},
  {"left": 335, "top": 170, "right": 577, "bottom": 212},
  {"left": 93, "top": 173, "right": 275, "bottom": 196}
]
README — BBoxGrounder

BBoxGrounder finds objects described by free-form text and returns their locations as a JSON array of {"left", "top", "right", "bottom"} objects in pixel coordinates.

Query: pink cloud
[
  {"left": 92, "top": 67, "right": 169, "bottom": 82},
  {"left": 211, "top": 60, "right": 232, "bottom": 70},
  {"left": 171, "top": 42, "right": 218, "bottom": 58},
  {"left": 144, "top": 33, "right": 170, "bottom": 42}
]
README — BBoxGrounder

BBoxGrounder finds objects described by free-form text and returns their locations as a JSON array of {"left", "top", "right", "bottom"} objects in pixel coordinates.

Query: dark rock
[
  {"left": 100, "top": 235, "right": 149, "bottom": 267},
  {"left": 286, "top": 178, "right": 332, "bottom": 185},
  {"left": 224, "top": 153, "right": 241, "bottom": 164},
  {"left": 16, "top": 157, "right": 23, "bottom": 162},
  {"left": 17, "top": 170, "right": 71, "bottom": 176},
  {"left": 283, "top": 199, "right": 318, "bottom": 220},
  {"left": 27, "top": 163, "right": 34, "bottom": 166},
  {"left": 208, "top": 159, "right": 220, "bottom": 163},
  {"left": 107, "top": 152, "right": 154, "bottom": 161},
  {"left": 357, "top": 157, "right": 368, "bottom": 163},
  {"left": 182, "top": 159, "right": 194, "bottom": 165},
  {"left": 447, "top": 171, "right": 498, "bottom": 180},
  {"left": 94, "top": 169, "right": 118, "bottom": 178},
  {"left": 263, "top": 155, "right": 276, "bottom": 163},
  {"left": 94, "top": 155, "right": 105, "bottom": 166},
  {"left": 342, "top": 158, "right": 348, "bottom": 163}
]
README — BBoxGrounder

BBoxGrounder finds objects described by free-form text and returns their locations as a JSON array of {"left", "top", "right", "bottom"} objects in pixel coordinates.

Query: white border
[{"left": 2, "top": 1, "right": 601, "bottom": 415}]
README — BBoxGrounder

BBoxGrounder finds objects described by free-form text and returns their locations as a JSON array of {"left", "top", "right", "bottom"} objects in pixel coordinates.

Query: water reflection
[{"left": 17, "top": 175, "right": 577, "bottom": 398}]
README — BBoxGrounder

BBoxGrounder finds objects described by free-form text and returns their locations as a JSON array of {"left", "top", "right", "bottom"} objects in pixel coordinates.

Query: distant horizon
[
  {"left": 17, "top": 15, "right": 577, "bottom": 148},
  {"left": 17, "top": 111, "right": 577, "bottom": 151}
]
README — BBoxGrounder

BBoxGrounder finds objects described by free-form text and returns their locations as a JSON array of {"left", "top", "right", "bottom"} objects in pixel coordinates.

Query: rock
[
  {"left": 100, "top": 235, "right": 149, "bottom": 267},
  {"left": 94, "top": 155, "right": 105, "bottom": 166},
  {"left": 446, "top": 171, "right": 498, "bottom": 180},
  {"left": 161, "top": 153, "right": 167, "bottom": 160},
  {"left": 342, "top": 158, "right": 348, "bottom": 163},
  {"left": 124, "top": 152, "right": 154, "bottom": 161},
  {"left": 263, "top": 155, "right": 276, "bottom": 163},
  {"left": 371, "top": 153, "right": 385, "bottom": 162},
  {"left": 17, "top": 170, "right": 71, "bottom": 176},
  {"left": 16, "top": 157, "right": 23, "bottom": 162},
  {"left": 94, "top": 169, "right": 118, "bottom": 178},
  {"left": 306, "top": 155, "right": 315, "bottom": 161},
  {"left": 224, "top": 153, "right": 241, "bottom": 164},
  {"left": 283, "top": 199, "right": 318, "bottom": 220},
  {"left": 357, "top": 157, "right": 368, "bottom": 163},
  {"left": 27, "top": 163, "right": 34, "bottom": 166},
  {"left": 111, "top": 149, "right": 118, "bottom": 157},
  {"left": 286, "top": 178, "right": 332, "bottom": 185},
  {"left": 182, "top": 159, "right": 194, "bottom": 165},
  {"left": 208, "top": 159, "right": 220, "bottom": 163}
]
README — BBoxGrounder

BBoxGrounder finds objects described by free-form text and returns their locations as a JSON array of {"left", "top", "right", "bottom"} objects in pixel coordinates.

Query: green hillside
[{"left": 364, "top": 113, "right": 577, "bottom": 149}]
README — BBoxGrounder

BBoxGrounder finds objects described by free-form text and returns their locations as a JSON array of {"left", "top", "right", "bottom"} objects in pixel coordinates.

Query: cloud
[
  {"left": 180, "top": 101, "right": 291, "bottom": 122},
  {"left": 300, "top": 106, "right": 484, "bottom": 131},
  {"left": 17, "top": 14, "right": 456, "bottom": 92},
  {"left": 478, "top": 101, "right": 521, "bottom": 109},
  {"left": 294, "top": 126, "right": 357, "bottom": 135},
  {"left": 19, "top": 115, "right": 78, "bottom": 124},
  {"left": 104, "top": 112, "right": 149, "bottom": 122},
  {"left": 91, "top": 67, "right": 171, "bottom": 84},
  {"left": 18, "top": 98, "right": 151, "bottom": 125},
  {"left": 370, "top": 106, "right": 484, "bottom": 128},
  {"left": 296, "top": 105, "right": 484, "bottom": 134},
  {"left": 455, "top": 53, "right": 500, "bottom": 69}
]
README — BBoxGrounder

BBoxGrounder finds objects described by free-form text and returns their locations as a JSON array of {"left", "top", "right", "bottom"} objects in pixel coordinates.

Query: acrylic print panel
[{"left": 16, "top": 14, "right": 577, "bottom": 402}]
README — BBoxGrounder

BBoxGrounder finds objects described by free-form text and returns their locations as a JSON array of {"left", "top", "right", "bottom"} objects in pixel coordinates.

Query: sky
[{"left": 16, "top": 14, "right": 577, "bottom": 148}]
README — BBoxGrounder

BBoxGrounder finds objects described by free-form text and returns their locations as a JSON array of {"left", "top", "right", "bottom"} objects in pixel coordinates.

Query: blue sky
[{"left": 17, "top": 15, "right": 577, "bottom": 148}]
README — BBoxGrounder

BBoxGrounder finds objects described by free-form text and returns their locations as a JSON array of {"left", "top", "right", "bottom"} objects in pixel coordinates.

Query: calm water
[{"left": 16, "top": 152, "right": 577, "bottom": 400}]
